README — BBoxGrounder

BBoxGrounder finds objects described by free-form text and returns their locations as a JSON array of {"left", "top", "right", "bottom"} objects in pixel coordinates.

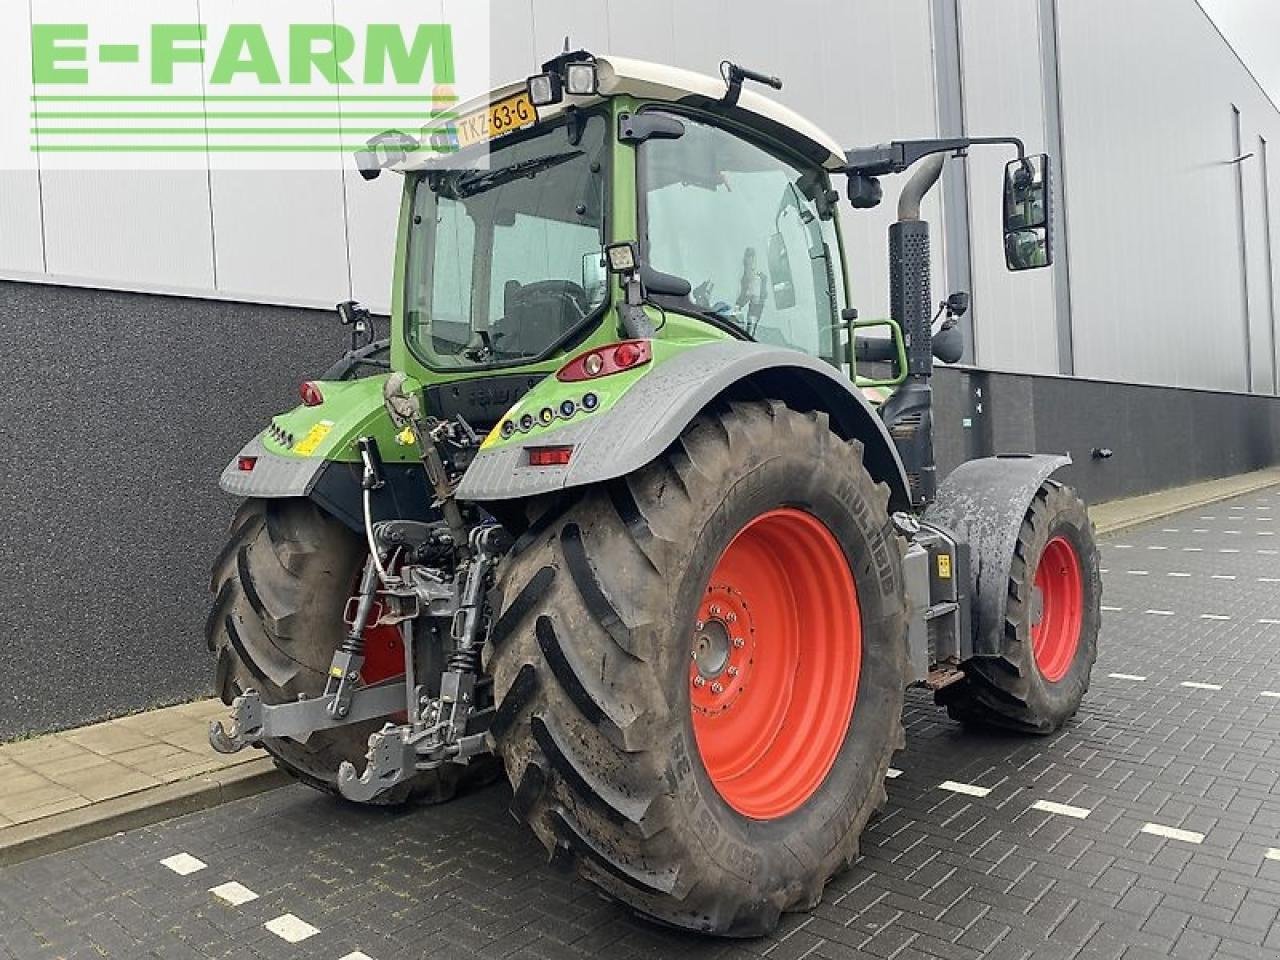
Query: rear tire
[
  {"left": 486, "top": 401, "right": 909, "bottom": 935},
  {"left": 206, "top": 498, "right": 496, "bottom": 804},
  {"left": 938, "top": 480, "right": 1101, "bottom": 734}
]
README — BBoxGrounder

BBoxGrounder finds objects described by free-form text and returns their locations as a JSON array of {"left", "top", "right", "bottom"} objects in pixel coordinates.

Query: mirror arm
[{"left": 844, "top": 136, "right": 1026, "bottom": 177}]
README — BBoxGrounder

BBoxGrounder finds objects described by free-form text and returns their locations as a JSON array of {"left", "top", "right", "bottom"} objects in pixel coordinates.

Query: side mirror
[{"left": 1003, "top": 154, "right": 1053, "bottom": 271}]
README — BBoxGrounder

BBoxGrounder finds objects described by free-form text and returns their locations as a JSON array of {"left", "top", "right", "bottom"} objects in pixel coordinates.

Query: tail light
[
  {"left": 237, "top": 456, "right": 259, "bottom": 472},
  {"left": 527, "top": 446, "right": 574, "bottom": 467},
  {"left": 300, "top": 381, "right": 325, "bottom": 407},
  {"left": 556, "top": 340, "right": 652, "bottom": 382}
]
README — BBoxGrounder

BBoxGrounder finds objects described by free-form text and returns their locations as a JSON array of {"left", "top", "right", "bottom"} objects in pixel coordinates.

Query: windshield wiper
[{"left": 446, "top": 150, "right": 583, "bottom": 198}]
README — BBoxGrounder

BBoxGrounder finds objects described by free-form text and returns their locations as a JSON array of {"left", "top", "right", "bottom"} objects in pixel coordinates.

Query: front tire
[
  {"left": 938, "top": 480, "right": 1101, "bottom": 733},
  {"left": 486, "top": 401, "right": 908, "bottom": 935},
  {"left": 206, "top": 498, "right": 493, "bottom": 804}
]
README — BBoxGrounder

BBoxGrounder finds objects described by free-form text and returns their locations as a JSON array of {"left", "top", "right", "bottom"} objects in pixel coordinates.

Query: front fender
[
  {"left": 923, "top": 454, "right": 1073, "bottom": 658},
  {"left": 457, "top": 339, "right": 912, "bottom": 510}
]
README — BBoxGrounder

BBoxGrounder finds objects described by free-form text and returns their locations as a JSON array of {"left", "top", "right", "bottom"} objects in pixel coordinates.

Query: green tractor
[{"left": 208, "top": 51, "right": 1100, "bottom": 936}]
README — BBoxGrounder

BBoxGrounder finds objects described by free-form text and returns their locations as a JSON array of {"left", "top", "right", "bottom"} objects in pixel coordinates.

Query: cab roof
[{"left": 398, "top": 53, "right": 846, "bottom": 173}]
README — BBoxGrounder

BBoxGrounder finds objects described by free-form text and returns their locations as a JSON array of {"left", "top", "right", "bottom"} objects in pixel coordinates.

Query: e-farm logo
[{"left": 3, "top": 4, "right": 492, "bottom": 169}]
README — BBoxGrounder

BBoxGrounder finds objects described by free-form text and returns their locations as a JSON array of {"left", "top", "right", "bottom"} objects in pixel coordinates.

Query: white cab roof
[{"left": 400, "top": 53, "right": 846, "bottom": 172}]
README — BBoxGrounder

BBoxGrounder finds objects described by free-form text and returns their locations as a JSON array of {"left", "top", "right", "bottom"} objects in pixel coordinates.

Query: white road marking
[
  {"left": 1259, "top": 550, "right": 1279, "bottom": 556},
  {"left": 1212, "top": 575, "right": 1237, "bottom": 581},
  {"left": 1220, "top": 549, "right": 1241, "bottom": 554},
  {"left": 939, "top": 781, "right": 991, "bottom": 798},
  {"left": 160, "top": 854, "right": 206, "bottom": 876},
  {"left": 1193, "top": 529, "right": 1209, "bottom": 533},
  {"left": 1267, "top": 849, "right": 1280, "bottom": 862},
  {"left": 1259, "top": 619, "right": 1280, "bottom": 626},
  {"left": 1259, "top": 531, "right": 1275, "bottom": 536},
  {"left": 1168, "top": 572, "right": 1191, "bottom": 578},
  {"left": 1108, "top": 673, "right": 1147, "bottom": 681},
  {"left": 1162, "top": 528, "right": 1181, "bottom": 533},
  {"left": 1144, "top": 610, "right": 1175, "bottom": 617},
  {"left": 265, "top": 915, "right": 320, "bottom": 943},
  {"left": 1031, "top": 800, "right": 1092, "bottom": 819},
  {"left": 1225, "top": 530, "right": 1242, "bottom": 535},
  {"left": 339, "top": 954, "right": 376, "bottom": 960},
  {"left": 1200, "top": 516, "right": 1217, "bottom": 520},
  {"left": 1199, "top": 614, "right": 1231, "bottom": 621},
  {"left": 1258, "top": 578, "right": 1280, "bottom": 584},
  {"left": 210, "top": 882, "right": 258, "bottom": 906},
  {"left": 1102, "top": 605, "right": 1124, "bottom": 612},
  {"left": 1141, "top": 823, "right": 1205, "bottom": 844},
  {"left": 1147, "top": 546, "right": 1168, "bottom": 550},
  {"left": 1183, "top": 547, "right": 1204, "bottom": 552},
  {"left": 1259, "top": 691, "right": 1280, "bottom": 698},
  {"left": 1100, "top": 568, "right": 1109, "bottom": 574},
  {"left": 1112, "top": 544, "right": 1133, "bottom": 549},
  {"left": 1127, "top": 570, "right": 1150, "bottom": 576},
  {"left": 1181, "top": 681, "right": 1223, "bottom": 690},
  {"left": 886, "top": 768, "right": 902, "bottom": 779}
]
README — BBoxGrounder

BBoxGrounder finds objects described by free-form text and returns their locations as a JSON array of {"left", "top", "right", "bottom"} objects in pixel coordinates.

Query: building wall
[
  {"left": 1057, "top": 0, "right": 1280, "bottom": 392},
  {"left": 0, "top": 0, "right": 1277, "bottom": 381}
]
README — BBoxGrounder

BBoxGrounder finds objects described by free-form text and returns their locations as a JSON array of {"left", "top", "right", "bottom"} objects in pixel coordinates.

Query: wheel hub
[{"left": 690, "top": 585, "right": 755, "bottom": 717}]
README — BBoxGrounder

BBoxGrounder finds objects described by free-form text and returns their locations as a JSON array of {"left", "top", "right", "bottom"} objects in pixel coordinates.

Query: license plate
[{"left": 456, "top": 92, "right": 537, "bottom": 149}]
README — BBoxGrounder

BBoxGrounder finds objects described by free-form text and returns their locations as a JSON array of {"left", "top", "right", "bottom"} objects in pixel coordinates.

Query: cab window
[{"left": 640, "top": 113, "right": 844, "bottom": 365}]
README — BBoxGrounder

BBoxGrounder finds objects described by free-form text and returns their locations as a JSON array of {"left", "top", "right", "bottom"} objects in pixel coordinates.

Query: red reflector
[
  {"left": 237, "top": 456, "right": 259, "bottom": 472},
  {"left": 557, "top": 340, "right": 652, "bottom": 382},
  {"left": 527, "top": 446, "right": 574, "bottom": 467},
  {"left": 300, "top": 381, "right": 325, "bottom": 407}
]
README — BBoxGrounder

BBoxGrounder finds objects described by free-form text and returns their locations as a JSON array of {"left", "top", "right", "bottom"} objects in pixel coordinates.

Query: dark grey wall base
[
  {"left": 932, "top": 367, "right": 1280, "bottom": 505},
  {"left": 3, "top": 280, "right": 1278, "bottom": 739},
  {"left": 0, "top": 281, "right": 340, "bottom": 740}
]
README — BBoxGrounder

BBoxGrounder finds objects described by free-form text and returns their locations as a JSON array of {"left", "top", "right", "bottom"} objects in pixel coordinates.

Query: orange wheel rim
[
  {"left": 690, "top": 508, "right": 861, "bottom": 820},
  {"left": 1031, "top": 536, "right": 1083, "bottom": 683}
]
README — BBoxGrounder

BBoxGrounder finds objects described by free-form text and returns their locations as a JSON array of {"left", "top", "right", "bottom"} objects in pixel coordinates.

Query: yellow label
[
  {"left": 456, "top": 92, "right": 537, "bottom": 149},
  {"left": 329, "top": 665, "right": 345, "bottom": 678},
  {"left": 395, "top": 427, "right": 416, "bottom": 447},
  {"left": 937, "top": 554, "right": 952, "bottom": 579},
  {"left": 294, "top": 420, "right": 334, "bottom": 456}
]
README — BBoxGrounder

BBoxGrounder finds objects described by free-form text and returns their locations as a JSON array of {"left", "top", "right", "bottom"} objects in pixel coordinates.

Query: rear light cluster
[
  {"left": 237, "top": 456, "right": 259, "bottom": 473},
  {"left": 556, "top": 340, "right": 652, "bottom": 382},
  {"left": 299, "top": 381, "right": 325, "bottom": 407}
]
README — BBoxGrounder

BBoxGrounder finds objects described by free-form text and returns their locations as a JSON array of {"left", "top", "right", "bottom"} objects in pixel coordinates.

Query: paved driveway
[{"left": 3, "top": 489, "right": 1279, "bottom": 960}]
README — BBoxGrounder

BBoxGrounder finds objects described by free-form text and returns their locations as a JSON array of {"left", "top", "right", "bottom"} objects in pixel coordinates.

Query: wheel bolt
[
  {"left": 727, "top": 666, "right": 739, "bottom": 677},
  {"left": 709, "top": 605, "right": 721, "bottom": 616},
  {"left": 695, "top": 620, "right": 704, "bottom": 630},
  {"left": 732, "top": 637, "right": 745, "bottom": 648},
  {"left": 693, "top": 676, "right": 706, "bottom": 688},
  {"left": 726, "top": 613, "right": 737, "bottom": 623},
  {"left": 711, "top": 682, "right": 724, "bottom": 694}
]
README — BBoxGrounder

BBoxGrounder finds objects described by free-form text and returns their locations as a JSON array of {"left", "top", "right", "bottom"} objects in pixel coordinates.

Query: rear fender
[
  {"left": 217, "top": 374, "right": 435, "bottom": 531},
  {"left": 457, "top": 340, "right": 912, "bottom": 511},
  {"left": 923, "top": 454, "right": 1072, "bottom": 658}
]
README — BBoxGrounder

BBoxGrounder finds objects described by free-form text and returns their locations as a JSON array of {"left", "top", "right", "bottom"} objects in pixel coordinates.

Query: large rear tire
[
  {"left": 206, "top": 498, "right": 495, "bottom": 804},
  {"left": 486, "top": 401, "right": 909, "bottom": 936},
  {"left": 937, "top": 480, "right": 1101, "bottom": 733}
]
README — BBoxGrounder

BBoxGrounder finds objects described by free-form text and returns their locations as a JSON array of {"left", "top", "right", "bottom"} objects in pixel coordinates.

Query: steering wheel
[{"left": 509, "top": 280, "right": 590, "bottom": 319}]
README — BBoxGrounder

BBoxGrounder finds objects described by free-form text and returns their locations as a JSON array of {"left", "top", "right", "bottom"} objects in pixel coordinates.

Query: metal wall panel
[
  {"left": 956, "top": 0, "right": 1058, "bottom": 374},
  {"left": 0, "top": 172, "right": 46, "bottom": 276},
  {"left": 1056, "top": 0, "right": 1280, "bottom": 391}
]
